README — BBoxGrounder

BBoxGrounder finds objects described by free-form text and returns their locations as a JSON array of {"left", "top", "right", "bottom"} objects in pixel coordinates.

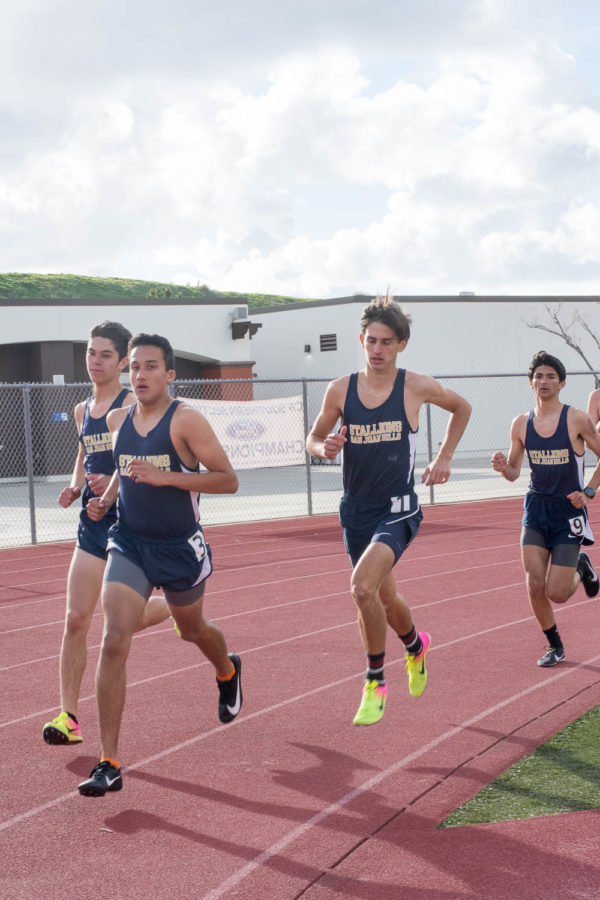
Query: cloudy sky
[{"left": 2, "top": 0, "right": 600, "bottom": 298}]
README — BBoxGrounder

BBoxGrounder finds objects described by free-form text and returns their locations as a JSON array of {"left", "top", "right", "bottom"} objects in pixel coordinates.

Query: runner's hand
[
  {"left": 323, "top": 425, "right": 347, "bottom": 460},
  {"left": 86, "top": 497, "right": 108, "bottom": 521},
  {"left": 58, "top": 486, "right": 81, "bottom": 508},
  {"left": 491, "top": 452, "right": 509, "bottom": 473},
  {"left": 86, "top": 473, "right": 111, "bottom": 496},
  {"left": 127, "top": 458, "right": 165, "bottom": 486},
  {"left": 422, "top": 460, "right": 450, "bottom": 486}
]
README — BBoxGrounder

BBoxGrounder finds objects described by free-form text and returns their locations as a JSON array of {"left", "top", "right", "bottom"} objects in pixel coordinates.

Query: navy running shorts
[
  {"left": 522, "top": 491, "right": 593, "bottom": 549},
  {"left": 76, "top": 509, "right": 116, "bottom": 561},
  {"left": 105, "top": 521, "right": 212, "bottom": 600},
  {"left": 343, "top": 508, "right": 423, "bottom": 567}
]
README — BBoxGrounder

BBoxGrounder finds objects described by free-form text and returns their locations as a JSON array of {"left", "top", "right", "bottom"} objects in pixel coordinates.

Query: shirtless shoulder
[
  {"left": 107, "top": 405, "right": 130, "bottom": 431},
  {"left": 327, "top": 375, "right": 351, "bottom": 412},
  {"left": 74, "top": 400, "right": 86, "bottom": 430},
  {"left": 511, "top": 412, "right": 528, "bottom": 441}
]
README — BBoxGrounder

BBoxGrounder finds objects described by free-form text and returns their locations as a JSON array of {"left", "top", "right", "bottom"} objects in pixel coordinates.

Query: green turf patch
[
  {"left": 440, "top": 704, "right": 600, "bottom": 827},
  {"left": 0, "top": 272, "right": 314, "bottom": 306}
]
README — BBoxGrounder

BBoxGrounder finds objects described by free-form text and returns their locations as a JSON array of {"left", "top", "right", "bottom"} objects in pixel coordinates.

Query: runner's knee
[
  {"left": 546, "top": 586, "right": 570, "bottom": 605},
  {"left": 100, "top": 626, "right": 131, "bottom": 660},
  {"left": 177, "top": 616, "right": 211, "bottom": 643},
  {"left": 525, "top": 571, "right": 546, "bottom": 599},
  {"left": 64, "top": 605, "right": 94, "bottom": 637},
  {"left": 351, "top": 578, "right": 377, "bottom": 609}
]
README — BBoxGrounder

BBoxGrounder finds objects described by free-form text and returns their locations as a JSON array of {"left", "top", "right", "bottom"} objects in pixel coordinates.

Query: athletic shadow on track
[
  {"left": 65, "top": 755, "right": 103, "bottom": 777},
  {"left": 270, "top": 742, "right": 378, "bottom": 798},
  {"left": 405, "top": 718, "right": 600, "bottom": 818},
  {"left": 353, "top": 807, "right": 600, "bottom": 899},
  {"left": 126, "top": 748, "right": 396, "bottom": 838},
  {"left": 101, "top": 808, "right": 413, "bottom": 898}
]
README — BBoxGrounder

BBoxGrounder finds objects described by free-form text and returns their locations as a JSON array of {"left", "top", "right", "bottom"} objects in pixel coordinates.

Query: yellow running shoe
[
  {"left": 352, "top": 680, "right": 388, "bottom": 725},
  {"left": 171, "top": 616, "right": 182, "bottom": 638},
  {"left": 405, "top": 632, "right": 431, "bottom": 698},
  {"left": 42, "top": 711, "right": 83, "bottom": 745}
]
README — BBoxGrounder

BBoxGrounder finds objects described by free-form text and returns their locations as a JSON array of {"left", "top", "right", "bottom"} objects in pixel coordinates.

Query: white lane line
[
  {"left": 0, "top": 540, "right": 523, "bottom": 613},
  {"left": 202, "top": 651, "right": 600, "bottom": 900},
  {"left": 0, "top": 573, "right": 528, "bottom": 674},
  {"left": 0, "top": 551, "right": 524, "bottom": 635},
  {"left": 1, "top": 633, "right": 598, "bottom": 840}
]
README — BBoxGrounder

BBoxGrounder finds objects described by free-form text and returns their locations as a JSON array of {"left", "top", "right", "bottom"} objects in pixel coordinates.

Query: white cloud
[{"left": 2, "top": 1, "right": 600, "bottom": 295}]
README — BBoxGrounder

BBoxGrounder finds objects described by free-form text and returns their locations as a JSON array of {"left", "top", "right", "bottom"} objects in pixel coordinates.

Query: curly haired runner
[
  {"left": 306, "top": 294, "right": 471, "bottom": 725},
  {"left": 493, "top": 351, "right": 600, "bottom": 667}
]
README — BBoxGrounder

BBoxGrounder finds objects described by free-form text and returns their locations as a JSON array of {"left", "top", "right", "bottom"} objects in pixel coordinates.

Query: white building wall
[
  {"left": 2, "top": 297, "right": 598, "bottom": 379},
  {"left": 1, "top": 302, "right": 251, "bottom": 363},
  {"left": 250, "top": 299, "right": 600, "bottom": 379}
]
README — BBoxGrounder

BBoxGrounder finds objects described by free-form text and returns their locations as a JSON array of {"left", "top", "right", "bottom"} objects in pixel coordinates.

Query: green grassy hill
[{"left": 0, "top": 273, "right": 312, "bottom": 308}]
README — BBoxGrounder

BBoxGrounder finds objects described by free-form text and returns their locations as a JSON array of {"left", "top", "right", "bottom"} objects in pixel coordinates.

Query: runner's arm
[
  {"left": 85, "top": 407, "right": 129, "bottom": 518},
  {"left": 566, "top": 411, "right": 600, "bottom": 507},
  {"left": 86, "top": 471, "right": 119, "bottom": 521},
  {"left": 126, "top": 407, "right": 238, "bottom": 494},
  {"left": 492, "top": 415, "right": 526, "bottom": 482},
  {"left": 415, "top": 376, "right": 472, "bottom": 485},
  {"left": 306, "top": 379, "right": 347, "bottom": 460},
  {"left": 58, "top": 402, "right": 86, "bottom": 507},
  {"left": 587, "top": 388, "right": 600, "bottom": 433},
  {"left": 579, "top": 410, "right": 600, "bottom": 459}
]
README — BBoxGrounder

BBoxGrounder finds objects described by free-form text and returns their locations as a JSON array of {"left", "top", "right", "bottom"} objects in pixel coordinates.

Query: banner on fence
[{"left": 189, "top": 396, "right": 305, "bottom": 469}]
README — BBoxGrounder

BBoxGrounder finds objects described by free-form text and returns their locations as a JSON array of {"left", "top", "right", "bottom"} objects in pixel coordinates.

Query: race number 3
[
  {"left": 188, "top": 529, "right": 207, "bottom": 561},
  {"left": 569, "top": 515, "right": 585, "bottom": 538}
]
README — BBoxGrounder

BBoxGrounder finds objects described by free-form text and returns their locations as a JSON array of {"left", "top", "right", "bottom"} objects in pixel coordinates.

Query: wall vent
[{"left": 319, "top": 333, "right": 337, "bottom": 351}]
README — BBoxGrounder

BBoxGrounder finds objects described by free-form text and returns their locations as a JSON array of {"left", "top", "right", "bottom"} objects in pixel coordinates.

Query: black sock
[
  {"left": 366, "top": 652, "right": 385, "bottom": 684},
  {"left": 543, "top": 625, "right": 563, "bottom": 651},
  {"left": 399, "top": 626, "right": 422, "bottom": 657}
]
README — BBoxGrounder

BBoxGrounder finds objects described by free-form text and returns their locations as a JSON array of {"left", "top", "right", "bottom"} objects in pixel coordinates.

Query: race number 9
[
  {"left": 188, "top": 529, "right": 207, "bottom": 561},
  {"left": 568, "top": 515, "right": 585, "bottom": 538}
]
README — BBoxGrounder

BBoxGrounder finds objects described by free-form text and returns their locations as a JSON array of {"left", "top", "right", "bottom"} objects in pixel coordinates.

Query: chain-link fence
[{"left": 1, "top": 372, "right": 599, "bottom": 548}]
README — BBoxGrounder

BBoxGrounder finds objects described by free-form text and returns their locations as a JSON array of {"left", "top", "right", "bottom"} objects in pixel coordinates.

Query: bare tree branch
[{"left": 527, "top": 303, "right": 600, "bottom": 388}]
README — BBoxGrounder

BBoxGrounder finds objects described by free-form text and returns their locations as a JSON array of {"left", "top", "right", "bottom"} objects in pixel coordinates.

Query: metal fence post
[
  {"left": 23, "top": 386, "right": 37, "bottom": 544},
  {"left": 425, "top": 402, "right": 435, "bottom": 506},
  {"left": 302, "top": 379, "right": 313, "bottom": 516}
]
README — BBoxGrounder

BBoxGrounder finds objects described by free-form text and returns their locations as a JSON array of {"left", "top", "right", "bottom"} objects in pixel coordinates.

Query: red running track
[{"left": 1, "top": 498, "right": 599, "bottom": 899}]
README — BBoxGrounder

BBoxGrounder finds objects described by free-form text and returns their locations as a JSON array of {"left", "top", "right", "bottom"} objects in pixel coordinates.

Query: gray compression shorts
[
  {"left": 521, "top": 526, "right": 581, "bottom": 568},
  {"left": 104, "top": 549, "right": 205, "bottom": 607}
]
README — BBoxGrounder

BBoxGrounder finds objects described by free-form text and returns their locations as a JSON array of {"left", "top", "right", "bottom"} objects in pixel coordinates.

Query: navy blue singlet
[
  {"left": 525, "top": 404, "right": 584, "bottom": 496},
  {"left": 340, "top": 369, "right": 419, "bottom": 531},
  {"left": 114, "top": 399, "right": 200, "bottom": 540},
  {"left": 79, "top": 387, "right": 129, "bottom": 512}
]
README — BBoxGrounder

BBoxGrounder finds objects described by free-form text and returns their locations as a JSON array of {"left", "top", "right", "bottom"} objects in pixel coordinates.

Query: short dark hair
[
  {"left": 528, "top": 350, "right": 566, "bottom": 383},
  {"left": 128, "top": 333, "right": 175, "bottom": 371},
  {"left": 360, "top": 292, "right": 411, "bottom": 342},
  {"left": 89, "top": 321, "right": 131, "bottom": 361}
]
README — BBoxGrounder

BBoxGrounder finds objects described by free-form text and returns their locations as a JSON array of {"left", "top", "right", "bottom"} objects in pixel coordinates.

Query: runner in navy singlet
[
  {"left": 79, "top": 333, "right": 242, "bottom": 797},
  {"left": 43, "top": 322, "right": 170, "bottom": 748},
  {"left": 307, "top": 293, "right": 471, "bottom": 726},
  {"left": 77, "top": 384, "right": 130, "bottom": 556},
  {"left": 493, "top": 351, "right": 600, "bottom": 668}
]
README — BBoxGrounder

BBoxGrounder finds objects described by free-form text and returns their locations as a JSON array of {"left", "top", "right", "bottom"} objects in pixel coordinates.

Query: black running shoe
[
  {"left": 537, "top": 646, "right": 565, "bottom": 668},
  {"left": 577, "top": 552, "right": 600, "bottom": 597},
  {"left": 78, "top": 760, "right": 123, "bottom": 797},
  {"left": 217, "top": 654, "right": 242, "bottom": 723}
]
